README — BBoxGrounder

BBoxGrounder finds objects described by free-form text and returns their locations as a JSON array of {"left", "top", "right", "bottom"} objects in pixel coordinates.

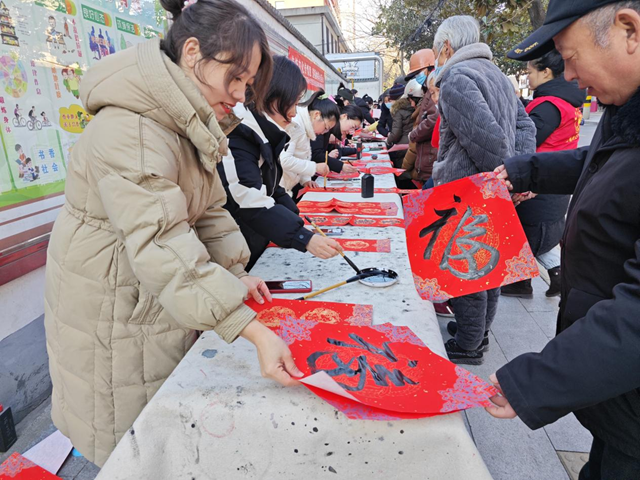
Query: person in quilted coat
[
  {"left": 430, "top": 15, "right": 536, "bottom": 365},
  {"left": 44, "top": 0, "right": 303, "bottom": 466}
]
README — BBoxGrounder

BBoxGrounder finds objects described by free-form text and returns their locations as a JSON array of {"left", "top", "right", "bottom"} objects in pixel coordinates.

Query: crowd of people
[{"left": 39, "top": 0, "right": 640, "bottom": 476}]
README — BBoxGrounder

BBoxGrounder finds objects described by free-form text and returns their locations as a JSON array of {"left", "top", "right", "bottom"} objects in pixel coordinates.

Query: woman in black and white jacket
[{"left": 218, "top": 56, "right": 341, "bottom": 268}]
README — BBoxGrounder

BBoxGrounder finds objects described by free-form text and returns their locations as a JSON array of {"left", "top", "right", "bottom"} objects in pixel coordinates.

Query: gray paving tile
[
  {"left": 0, "top": 398, "right": 56, "bottom": 464},
  {"left": 529, "top": 311, "right": 559, "bottom": 340},
  {"left": 74, "top": 461, "right": 100, "bottom": 480},
  {"left": 517, "top": 277, "right": 562, "bottom": 313},
  {"left": 558, "top": 451, "right": 589, "bottom": 480},
  {"left": 466, "top": 406, "right": 570, "bottom": 480},
  {"left": 58, "top": 455, "right": 89, "bottom": 479},
  {"left": 544, "top": 414, "right": 593, "bottom": 453},
  {"left": 490, "top": 310, "right": 550, "bottom": 362}
]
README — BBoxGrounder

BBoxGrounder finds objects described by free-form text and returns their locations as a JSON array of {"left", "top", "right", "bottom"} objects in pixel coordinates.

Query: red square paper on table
[{"left": 403, "top": 172, "right": 538, "bottom": 302}]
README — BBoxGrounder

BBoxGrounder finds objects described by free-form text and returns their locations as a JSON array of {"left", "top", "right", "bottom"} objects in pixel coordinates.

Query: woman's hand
[
  {"left": 306, "top": 234, "right": 341, "bottom": 259},
  {"left": 240, "top": 276, "right": 272, "bottom": 305},
  {"left": 316, "top": 163, "right": 330, "bottom": 176},
  {"left": 240, "top": 320, "right": 303, "bottom": 387},
  {"left": 511, "top": 191, "right": 537, "bottom": 207},
  {"left": 341, "top": 163, "right": 358, "bottom": 174},
  {"left": 485, "top": 373, "right": 518, "bottom": 419},
  {"left": 303, "top": 180, "right": 319, "bottom": 189},
  {"left": 328, "top": 149, "right": 340, "bottom": 159}
]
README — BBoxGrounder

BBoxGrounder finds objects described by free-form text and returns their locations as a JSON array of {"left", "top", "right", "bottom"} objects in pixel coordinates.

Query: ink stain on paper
[
  {"left": 270, "top": 413, "right": 279, "bottom": 429},
  {"left": 202, "top": 349, "right": 218, "bottom": 358},
  {"left": 328, "top": 466, "right": 337, "bottom": 474}
]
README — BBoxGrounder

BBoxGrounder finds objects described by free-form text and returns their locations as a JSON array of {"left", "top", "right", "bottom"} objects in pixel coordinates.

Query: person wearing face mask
[
  {"left": 43, "top": 0, "right": 303, "bottom": 467},
  {"left": 310, "top": 103, "right": 363, "bottom": 170},
  {"left": 219, "top": 56, "right": 342, "bottom": 268},
  {"left": 279, "top": 90, "right": 340, "bottom": 195},
  {"left": 403, "top": 49, "right": 437, "bottom": 186},
  {"left": 501, "top": 49, "right": 586, "bottom": 300},
  {"left": 430, "top": 15, "right": 537, "bottom": 366},
  {"left": 377, "top": 90, "right": 393, "bottom": 137}
]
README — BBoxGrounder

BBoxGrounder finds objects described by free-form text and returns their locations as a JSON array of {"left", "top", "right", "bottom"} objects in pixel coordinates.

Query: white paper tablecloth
[{"left": 97, "top": 159, "right": 493, "bottom": 480}]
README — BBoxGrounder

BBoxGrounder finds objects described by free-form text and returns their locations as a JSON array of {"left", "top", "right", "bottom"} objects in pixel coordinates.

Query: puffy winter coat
[
  {"left": 219, "top": 104, "right": 314, "bottom": 268},
  {"left": 404, "top": 93, "right": 439, "bottom": 181},
  {"left": 280, "top": 106, "right": 317, "bottom": 194},
  {"left": 432, "top": 43, "right": 536, "bottom": 185},
  {"left": 387, "top": 97, "right": 414, "bottom": 146},
  {"left": 44, "top": 39, "right": 255, "bottom": 467}
]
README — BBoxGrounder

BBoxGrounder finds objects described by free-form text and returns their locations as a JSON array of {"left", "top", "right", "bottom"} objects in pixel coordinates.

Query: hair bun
[{"left": 159, "top": 0, "right": 184, "bottom": 19}]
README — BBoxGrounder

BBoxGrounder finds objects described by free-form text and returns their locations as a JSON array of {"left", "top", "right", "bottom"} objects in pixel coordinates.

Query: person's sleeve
[
  {"left": 194, "top": 172, "right": 251, "bottom": 280},
  {"left": 515, "top": 100, "right": 537, "bottom": 156},
  {"left": 311, "top": 134, "right": 344, "bottom": 173},
  {"left": 387, "top": 111, "right": 403, "bottom": 145},
  {"left": 377, "top": 110, "right": 391, "bottom": 136},
  {"left": 222, "top": 142, "right": 314, "bottom": 252},
  {"left": 497, "top": 236, "right": 640, "bottom": 429},
  {"left": 409, "top": 98, "right": 437, "bottom": 144},
  {"left": 363, "top": 108, "right": 375, "bottom": 125},
  {"left": 280, "top": 142, "right": 317, "bottom": 178},
  {"left": 94, "top": 131, "right": 254, "bottom": 343},
  {"left": 402, "top": 143, "right": 417, "bottom": 171},
  {"left": 529, "top": 101, "right": 562, "bottom": 147},
  {"left": 440, "top": 74, "right": 512, "bottom": 172},
  {"left": 504, "top": 147, "right": 589, "bottom": 194}
]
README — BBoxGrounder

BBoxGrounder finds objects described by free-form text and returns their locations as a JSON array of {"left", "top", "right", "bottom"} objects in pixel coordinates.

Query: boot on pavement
[
  {"left": 501, "top": 279, "right": 533, "bottom": 298},
  {"left": 445, "top": 339, "right": 484, "bottom": 365},
  {"left": 546, "top": 267, "right": 561, "bottom": 297},
  {"left": 446, "top": 322, "right": 489, "bottom": 352}
]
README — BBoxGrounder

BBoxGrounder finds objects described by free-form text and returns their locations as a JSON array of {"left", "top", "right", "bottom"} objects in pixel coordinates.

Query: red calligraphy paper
[
  {"left": 349, "top": 160, "right": 393, "bottom": 168},
  {"left": 0, "top": 453, "right": 61, "bottom": 480},
  {"left": 277, "top": 320, "right": 499, "bottom": 418},
  {"left": 267, "top": 238, "right": 390, "bottom": 253},
  {"left": 321, "top": 171, "right": 360, "bottom": 180},
  {"left": 360, "top": 167, "right": 407, "bottom": 176},
  {"left": 298, "top": 200, "right": 399, "bottom": 216},
  {"left": 302, "top": 216, "right": 405, "bottom": 228},
  {"left": 245, "top": 298, "right": 372, "bottom": 328},
  {"left": 403, "top": 172, "right": 539, "bottom": 302},
  {"left": 296, "top": 187, "right": 415, "bottom": 198}
]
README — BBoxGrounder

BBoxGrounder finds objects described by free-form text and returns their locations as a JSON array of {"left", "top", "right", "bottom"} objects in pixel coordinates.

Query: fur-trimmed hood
[{"left": 391, "top": 97, "right": 412, "bottom": 115}]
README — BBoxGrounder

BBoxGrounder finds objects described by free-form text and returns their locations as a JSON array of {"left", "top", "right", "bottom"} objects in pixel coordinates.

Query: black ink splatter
[
  {"left": 202, "top": 349, "right": 218, "bottom": 359},
  {"left": 328, "top": 466, "right": 337, "bottom": 474}
]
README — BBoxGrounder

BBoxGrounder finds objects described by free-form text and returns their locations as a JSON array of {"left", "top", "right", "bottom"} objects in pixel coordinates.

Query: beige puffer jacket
[{"left": 44, "top": 39, "right": 256, "bottom": 467}]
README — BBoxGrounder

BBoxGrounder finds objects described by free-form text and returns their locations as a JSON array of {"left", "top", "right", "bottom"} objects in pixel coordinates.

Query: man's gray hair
[
  {"left": 582, "top": 1, "right": 640, "bottom": 47},
  {"left": 433, "top": 16, "right": 481, "bottom": 54}
]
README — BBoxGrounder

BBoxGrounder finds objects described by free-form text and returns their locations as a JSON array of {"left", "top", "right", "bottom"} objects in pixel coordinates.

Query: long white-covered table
[{"left": 97, "top": 152, "right": 493, "bottom": 479}]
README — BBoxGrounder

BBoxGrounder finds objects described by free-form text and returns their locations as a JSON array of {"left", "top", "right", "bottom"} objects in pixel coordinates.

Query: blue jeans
[{"left": 422, "top": 177, "right": 434, "bottom": 190}]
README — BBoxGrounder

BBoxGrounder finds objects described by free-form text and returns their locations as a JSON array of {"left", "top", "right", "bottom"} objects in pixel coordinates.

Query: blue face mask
[
  {"left": 415, "top": 71, "right": 427, "bottom": 86},
  {"left": 434, "top": 48, "right": 447, "bottom": 78},
  {"left": 385, "top": 102, "right": 392, "bottom": 109}
]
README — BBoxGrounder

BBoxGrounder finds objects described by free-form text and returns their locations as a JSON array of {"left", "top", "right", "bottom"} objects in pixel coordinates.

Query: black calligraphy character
[
  {"left": 307, "top": 334, "right": 419, "bottom": 392},
  {"left": 419, "top": 195, "right": 462, "bottom": 260},
  {"left": 440, "top": 206, "right": 500, "bottom": 280}
]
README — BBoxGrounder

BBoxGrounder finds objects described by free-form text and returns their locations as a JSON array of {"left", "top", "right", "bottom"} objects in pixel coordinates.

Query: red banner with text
[{"left": 288, "top": 47, "right": 325, "bottom": 92}]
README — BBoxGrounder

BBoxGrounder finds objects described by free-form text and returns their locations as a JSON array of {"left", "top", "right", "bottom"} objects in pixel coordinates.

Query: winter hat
[{"left": 389, "top": 83, "right": 405, "bottom": 101}]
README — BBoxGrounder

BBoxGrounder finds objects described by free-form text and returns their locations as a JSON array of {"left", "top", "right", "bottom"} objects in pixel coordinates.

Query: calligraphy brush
[
  {"left": 305, "top": 216, "right": 361, "bottom": 274},
  {"left": 296, "top": 270, "right": 380, "bottom": 301},
  {"left": 323, "top": 152, "right": 328, "bottom": 190}
]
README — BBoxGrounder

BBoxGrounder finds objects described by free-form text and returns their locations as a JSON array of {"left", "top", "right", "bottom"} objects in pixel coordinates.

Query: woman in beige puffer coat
[{"left": 44, "top": 0, "right": 303, "bottom": 466}]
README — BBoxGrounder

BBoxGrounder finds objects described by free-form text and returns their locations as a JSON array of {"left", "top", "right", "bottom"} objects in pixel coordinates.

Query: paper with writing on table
[
  {"left": 386, "top": 143, "right": 409, "bottom": 153},
  {"left": 278, "top": 319, "right": 499, "bottom": 420}
]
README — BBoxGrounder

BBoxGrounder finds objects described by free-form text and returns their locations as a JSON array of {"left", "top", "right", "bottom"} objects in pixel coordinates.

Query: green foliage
[{"left": 372, "top": 0, "right": 549, "bottom": 75}]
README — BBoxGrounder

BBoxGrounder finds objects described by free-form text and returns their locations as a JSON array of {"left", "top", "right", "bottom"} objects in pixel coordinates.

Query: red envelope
[
  {"left": 403, "top": 172, "right": 539, "bottom": 301},
  {"left": 302, "top": 216, "right": 405, "bottom": 228},
  {"left": 298, "top": 201, "right": 398, "bottom": 216},
  {"left": 0, "top": 453, "right": 61, "bottom": 479},
  {"left": 245, "top": 298, "right": 373, "bottom": 328},
  {"left": 278, "top": 320, "right": 499, "bottom": 418}
]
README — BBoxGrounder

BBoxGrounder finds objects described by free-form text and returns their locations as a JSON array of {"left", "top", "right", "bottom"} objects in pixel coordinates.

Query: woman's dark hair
[
  {"left": 530, "top": 49, "right": 565, "bottom": 78},
  {"left": 159, "top": 0, "right": 272, "bottom": 111},
  {"left": 263, "top": 56, "right": 307, "bottom": 122},
  {"left": 299, "top": 89, "right": 340, "bottom": 122},
  {"left": 340, "top": 104, "right": 364, "bottom": 122}
]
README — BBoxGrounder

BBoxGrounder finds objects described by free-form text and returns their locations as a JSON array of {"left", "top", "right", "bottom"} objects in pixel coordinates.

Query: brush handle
[
  {"left": 297, "top": 280, "right": 348, "bottom": 300},
  {"left": 305, "top": 215, "right": 361, "bottom": 274}
]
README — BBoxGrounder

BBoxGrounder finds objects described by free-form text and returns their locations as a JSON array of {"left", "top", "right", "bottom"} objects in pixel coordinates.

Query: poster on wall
[{"left": 0, "top": 0, "right": 166, "bottom": 248}]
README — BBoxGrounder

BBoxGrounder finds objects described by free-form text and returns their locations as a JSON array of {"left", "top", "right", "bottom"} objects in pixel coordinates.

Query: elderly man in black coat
[{"left": 488, "top": 1, "right": 640, "bottom": 478}]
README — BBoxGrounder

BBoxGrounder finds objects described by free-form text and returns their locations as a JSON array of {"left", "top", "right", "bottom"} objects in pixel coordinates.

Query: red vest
[{"left": 526, "top": 96, "right": 582, "bottom": 152}]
